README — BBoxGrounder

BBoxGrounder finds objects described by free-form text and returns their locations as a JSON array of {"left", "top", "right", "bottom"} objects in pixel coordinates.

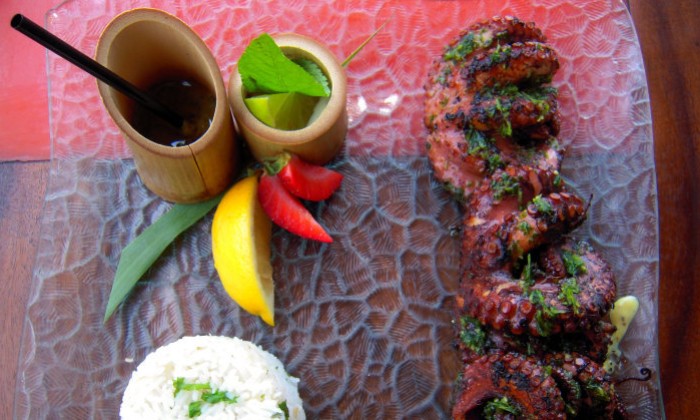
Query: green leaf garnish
[
  {"left": 293, "top": 58, "right": 330, "bottom": 95},
  {"left": 277, "top": 401, "right": 290, "bottom": 419},
  {"left": 174, "top": 378, "right": 238, "bottom": 418},
  {"left": 201, "top": 390, "right": 238, "bottom": 404},
  {"left": 531, "top": 194, "right": 553, "bottom": 214},
  {"left": 173, "top": 377, "right": 212, "bottom": 395},
  {"left": 558, "top": 277, "right": 582, "bottom": 315},
  {"left": 238, "top": 33, "right": 328, "bottom": 97},
  {"left": 483, "top": 396, "right": 520, "bottom": 419},
  {"left": 519, "top": 253, "right": 535, "bottom": 292},
  {"left": 528, "top": 289, "right": 565, "bottom": 336},
  {"left": 458, "top": 316, "right": 487, "bottom": 354},
  {"left": 103, "top": 195, "right": 223, "bottom": 322},
  {"left": 188, "top": 401, "right": 202, "bottom": 418},
  {"left": 562, "top": 250, "right": 587, "bottom": 276},
  {"left": 491, "top": 172, "right": 521, "bottom": 201}
]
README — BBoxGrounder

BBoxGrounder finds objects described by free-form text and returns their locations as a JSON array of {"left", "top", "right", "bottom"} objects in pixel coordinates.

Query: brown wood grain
[
  {"left": 0, "top": 162, "right": 49, "bottom": 420},
  {"left": 629, "top": 0, "right": 700, "bottom": 419},
  {"left": 1, "top": 2, "right": 699, "bottom": 418}
]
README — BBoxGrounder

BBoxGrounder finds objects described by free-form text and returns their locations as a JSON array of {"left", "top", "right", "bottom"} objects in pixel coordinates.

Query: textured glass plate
[{"left": 16, "top": 0, "right": 661, "bottom": 418}]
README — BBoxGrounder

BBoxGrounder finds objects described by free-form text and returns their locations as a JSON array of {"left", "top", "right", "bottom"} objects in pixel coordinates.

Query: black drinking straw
[{"left": 11, "top": 13, "right": 184, "bottom": 129}]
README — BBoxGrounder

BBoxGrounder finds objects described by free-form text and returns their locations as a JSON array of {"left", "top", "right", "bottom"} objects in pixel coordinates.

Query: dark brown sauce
[{"left": 130, "top": 79, "right": 216, "bottom": 147}]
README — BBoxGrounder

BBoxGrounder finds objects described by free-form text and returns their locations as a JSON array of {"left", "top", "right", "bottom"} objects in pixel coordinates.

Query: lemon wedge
[
  {"left": 244, "top": 92, "right": 320, "bottom": 130},
  {"left": 211, "top": 176, "right": 275, "bottom": 326}
]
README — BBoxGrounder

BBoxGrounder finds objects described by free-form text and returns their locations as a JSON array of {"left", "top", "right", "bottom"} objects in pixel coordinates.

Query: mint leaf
[
  {"left": 293, "top": 58, "right": 330, "bottom": 95},
  {"left": 238, "top": 33, "right": 328, "bottom": 97}
]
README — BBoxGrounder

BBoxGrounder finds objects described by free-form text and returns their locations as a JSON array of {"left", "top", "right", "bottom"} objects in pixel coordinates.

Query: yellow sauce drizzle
[{"left": 604, "top": 295, "right": 639, "bottom": 373}]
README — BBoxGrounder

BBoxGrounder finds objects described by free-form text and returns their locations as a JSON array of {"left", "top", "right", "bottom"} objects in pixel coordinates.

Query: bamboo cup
[
  {"left": 228, "top": 34, "right": 347, "bottom": 165},
  {"left": 95, "top": 8, "right": 238, "bottom": 203}
]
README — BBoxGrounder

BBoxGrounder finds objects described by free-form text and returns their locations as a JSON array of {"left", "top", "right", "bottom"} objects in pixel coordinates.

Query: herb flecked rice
[{"left": 120, "top": 336, "right": 305, "bottom": 419}]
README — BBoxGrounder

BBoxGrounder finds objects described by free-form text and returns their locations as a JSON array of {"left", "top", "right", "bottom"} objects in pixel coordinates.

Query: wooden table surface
[{"left": 1, "top": 1, "right": 698, "bottom": 418}]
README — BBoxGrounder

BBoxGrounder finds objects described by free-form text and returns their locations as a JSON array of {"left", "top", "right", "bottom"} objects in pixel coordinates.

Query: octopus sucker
[
  {"left": 456, "top": 315, "right": 616, "bottom": 366},
  {"left": 544, "top": 353, "right": 627, "bottom": 419},
  {"left": 424, "top": 15, "right": 626, "bottom": 419}
]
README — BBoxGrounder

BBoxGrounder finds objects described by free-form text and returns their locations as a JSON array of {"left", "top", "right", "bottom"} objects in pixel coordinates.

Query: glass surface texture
[{"left": 16, "top": 0, "right": 661, "bottom": 418}]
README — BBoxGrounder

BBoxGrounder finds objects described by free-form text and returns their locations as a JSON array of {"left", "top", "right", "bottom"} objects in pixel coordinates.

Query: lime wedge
[{"left": 245, "top": 92, "right": 320, "bottom": 130}]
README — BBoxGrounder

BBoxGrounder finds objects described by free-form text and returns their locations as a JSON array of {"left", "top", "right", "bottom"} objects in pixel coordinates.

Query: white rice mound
[{"left": 120, "top": 335, "right": 305, "bottom": 419}]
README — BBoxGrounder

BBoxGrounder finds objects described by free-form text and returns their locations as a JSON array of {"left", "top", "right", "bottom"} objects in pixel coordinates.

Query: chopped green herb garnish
[
  {"left": 553, "top": 172, "right": 563, "bottom": 187},
  {"left": 202, "top": 390, "right": 238, "bottom": 404},
  {"left": 174, "top": 378, "right": 238, "bottom": 418},
  {"left": 486, "top": 152, "right": 504, "bottom": 173},
  {"left": 562, "top": 250, "right": 587, "bottom": 276},
  {"left": 499, "top": 119, "right": 513, "bottom": 137},
  {"left": 528, "top": 289, "right": 565, "bottom": 336},
  {"left": 277, "top": 401, "right": 290, "bottom": 419},
  {"left": 443, "top": 32, "right": 476, "bottom": 61},
  {"left": 465, "top": 128, "right": 490, "bottom": 155},
  {"left": 173, "top": 377, "right": 212, "bottom": 395},
  {"left": 173, "top": 377, "right": 185, "bottom": 396},
  {"left": 188, "top": 401, "right": 203, "bottom": 418},
  {"left": 518, "top": 221, "right": 533, "bottom": 235},
  {"left": 519, "top": 254, "right": 535, "bottom": 292},
  {"left": 584, "top": 380, "right": 611, "bottom": 403},
  {"left": 529, "top": 289, "right": 546, "bottom": 307},
  {"left": 443, "top": 28, "right": 496, "bottom": 61},
  {"left": 494, "top": 83, "right": 520, "bottom": 97},
  {"left": 509, "top": 241, "right": 523, "bottom": 260},
  {"left": 491, "top": 44, "right": 512, "bottom": 62},
  {"left": 459, "top": 316, "right": 487, "bottom": 354},
  {"left": 483, "top": 396, "right": 520, "bottom": 419},
  {"left": 534, "top": 310, "right": 554, "bottom": 336},
  {"left": 437, "top": 65, "right": 452, "bottom": 85},
  {"left": 463, "top": 129, "right": 503, "bottom": 174},
  {"left": 550, "top": 369, "right": 582, "bottom": 416},
  {"left": 558, "top": 277, "right": 582, "bottom": 315},
  {"left": 492, "top": 97, "right": 512, "bottom": 137},
  {"left": 531, "top": 194, "right": 553, "bottom": 214},
  {"left": 491, "top": 173, "right": 521, "bottom": 201},
  {"left": 543, "top": 364, "right": 554, "bottom": 377},
  {"left": 478, "top": 85, "right": 557, "bottom": 137}
]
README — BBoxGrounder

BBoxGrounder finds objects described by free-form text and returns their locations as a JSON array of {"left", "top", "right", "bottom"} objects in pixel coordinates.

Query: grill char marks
[
  {"left": 424, "top": 16, "right": 627, "bottom": 419},
  {"left": 424, "top": 17, "right": 561, "bottom": 200}
]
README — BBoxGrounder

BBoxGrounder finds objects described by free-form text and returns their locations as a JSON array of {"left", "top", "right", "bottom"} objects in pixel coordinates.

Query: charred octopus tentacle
[
  {"left": 464, "top": 42, "right": 560, "bottom": 91},
  {"left": 424, "top": 15, "right": 625, "bottom": 419},
  {"left": 544, "top": 353, "right": 627, "bottom": 419},
  {"left": 452, "top": 351, "right": 626, "bottom": 419},
  {"left": 452, "top": 351, "right": 566, "bottom": 420},
  {"left": 459, "top": 238, "right": 617, "bottom": 338}
]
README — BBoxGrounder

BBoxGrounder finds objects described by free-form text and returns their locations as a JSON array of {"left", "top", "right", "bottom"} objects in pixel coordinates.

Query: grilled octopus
[{"left": 424, "top": 16, "right": 625, "bottom": 419}]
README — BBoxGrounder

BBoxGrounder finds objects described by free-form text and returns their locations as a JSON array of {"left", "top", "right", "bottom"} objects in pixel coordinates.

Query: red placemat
[{"left": 0, "top": 0, "right": 58, "bottom": 161}]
